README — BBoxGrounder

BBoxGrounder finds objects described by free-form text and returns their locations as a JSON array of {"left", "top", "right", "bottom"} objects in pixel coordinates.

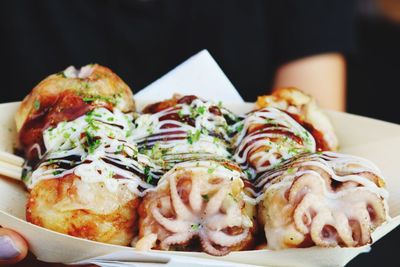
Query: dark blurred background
[
  {"left": 348, "top": 0, "right": 400, "bottom": 124},
  {"left": 0, "top": 0, "right": 399, "bottom": 266}
]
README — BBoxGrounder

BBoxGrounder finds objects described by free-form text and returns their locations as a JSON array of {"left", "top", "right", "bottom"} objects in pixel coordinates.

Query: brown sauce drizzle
[{"left": 19, "top": 91, "right": 111, "bottom": 165}]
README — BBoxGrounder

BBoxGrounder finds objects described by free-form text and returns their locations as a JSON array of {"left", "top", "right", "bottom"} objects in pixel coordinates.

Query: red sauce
[
  {"left": 143, "top": 99, "right": 179, "bottom": 114},
  {"left": 19, "top": 91, "right": 111, "bottom": 164},
  {"left": 287, "top": 112, "right": 329, "bottom": 151},
  {"left": 177, "top": 95, "right": 197, "bottom": 105},
  {"left": 143, "top": 95, "right": 199, "bottom": 114},
  {"left": 208, "top": 106, "right": 222, "bottom": 116}
]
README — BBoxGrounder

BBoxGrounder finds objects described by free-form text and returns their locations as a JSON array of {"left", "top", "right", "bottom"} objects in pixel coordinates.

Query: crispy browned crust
[
  {"left": 26, "top": 174, "right": 139, "bottom": 246},
  {"left": 256, "top": 87, "right": 338, "bottom": 151},
  {"left": 16, "top": 64, "right": 135, "bottom": 132}
]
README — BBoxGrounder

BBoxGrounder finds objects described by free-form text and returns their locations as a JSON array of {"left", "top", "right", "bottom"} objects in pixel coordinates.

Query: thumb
[{"left": 0, "top": 228, "right": 28, "bottom": 265}]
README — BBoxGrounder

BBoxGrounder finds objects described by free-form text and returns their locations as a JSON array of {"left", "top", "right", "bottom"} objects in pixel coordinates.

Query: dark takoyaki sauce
[{"left": 19, "top": 91, "right": 112, "bottom": 165}]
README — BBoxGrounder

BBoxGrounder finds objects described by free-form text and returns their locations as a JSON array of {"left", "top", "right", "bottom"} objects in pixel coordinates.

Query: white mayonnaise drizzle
[
  {"left": 132, "top": 98, "right": 237, "bottom": 168},
  {"left": 255, "top": 151, "right": 389, "bottom": 203},
  {"left": 233, "top": 107, "right": 316, "bottom": 175},
  {"left": 29, "top": 108, "right": 155, "bottom": 195}
]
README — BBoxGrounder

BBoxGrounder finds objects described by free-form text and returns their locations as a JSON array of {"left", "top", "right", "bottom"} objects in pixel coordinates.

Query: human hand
[
  {"left": 0, "top": 228, "right": 28, "bottom": 265},
  {"left": 0, "top": 228, "right": 96, "bottom": 266}
]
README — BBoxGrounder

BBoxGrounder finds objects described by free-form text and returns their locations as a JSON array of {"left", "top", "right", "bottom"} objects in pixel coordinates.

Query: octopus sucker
[
  {"left": 258, "top": 152, "right": 389, "bottom": 250},
  {"left": 137, "top": 160, "right": 256, "bottom": 255}
]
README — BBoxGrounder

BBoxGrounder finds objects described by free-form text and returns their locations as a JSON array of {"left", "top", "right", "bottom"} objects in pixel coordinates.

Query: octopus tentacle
[
  {"left": 293, "top": 194, "right": 323, "bottom": 234},
  {"left": 189, "top": 175, "right": 202, "bottom": 213},
  {"left": 160, "top": 232, "right": 195, "bottom": 250},
  {"left": 332, "top": 211, "right": 356, "bottom": 247},
  {"left": 205, "top": 184, "right": 229, "bottom": 216},
  {"left": 151, "top": 206, "right": 192, "bottom": 233},
  {"left": 137, "top": 160, "right": 255, "bottom": 256},
  {"left": 259, "top": 152, "right": 389, "bottom": 250},
  {"left": 347, "top": 204, "right": 372, "bottom": 245},
  {"left": 204, "top": 214, "right": 231, "bottom": 231},
  {"left": 206, "top": 228, "right": 250, "bottom": 247},
  {"left": 169, "top": 175, "right": 193, "bottom": 220},
  {"left": 199, "top": 231, "right": 230, "bottom": 256}
]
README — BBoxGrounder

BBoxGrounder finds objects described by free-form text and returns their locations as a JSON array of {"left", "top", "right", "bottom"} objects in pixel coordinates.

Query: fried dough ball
[
  {"left": 26, "top": 174, "right": 139, "bottom": 246},
  {"left": 16, "top": 64, "right": 135, "bottom": 131},
  {"left": 136, "top": 161, "right": 256, "bottom": 256},
  {"left": 256, "top": 87, "right": 338, "bottom": 151},
  {"left": 15, "top": 64, "right": 135, "bottom": 161},
  {"left": 256, "top": 152, "right": 388, "bottom": 250}
]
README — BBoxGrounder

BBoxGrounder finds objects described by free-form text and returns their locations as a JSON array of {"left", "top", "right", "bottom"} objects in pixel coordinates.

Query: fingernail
[{"left": 0, "top": 235, "right": 20, "bottom": 260}]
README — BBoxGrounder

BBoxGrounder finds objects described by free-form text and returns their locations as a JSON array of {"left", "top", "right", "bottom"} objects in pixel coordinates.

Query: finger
[{"left": 0, "top": 228, "right": 28, "bottom": 265}]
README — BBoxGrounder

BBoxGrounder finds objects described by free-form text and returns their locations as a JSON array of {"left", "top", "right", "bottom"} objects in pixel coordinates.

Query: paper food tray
[{"left": 0, "top": 101, "right": 400, "bottom": 267}]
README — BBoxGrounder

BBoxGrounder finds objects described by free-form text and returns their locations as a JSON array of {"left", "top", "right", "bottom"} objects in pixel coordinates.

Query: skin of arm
[{"left": 273, "top": 53, "right": 346, "bottom": 111}]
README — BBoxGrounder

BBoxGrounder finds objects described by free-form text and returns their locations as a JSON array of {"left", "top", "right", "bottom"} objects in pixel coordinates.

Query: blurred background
[{"left": 0, "top": 0, "right": 399, "bottom": 266}]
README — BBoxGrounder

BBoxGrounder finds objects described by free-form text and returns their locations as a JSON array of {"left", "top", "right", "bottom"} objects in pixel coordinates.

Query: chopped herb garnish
[
  {"left": 287, "top": 167, "right": 296, "bottom": 174},
  {"left": 52, "top": 170, "right": 62, "bottom": 176},
  {"left": 187, "top": 130, "right": 201, "bottom": 144},
  {"left": 236, "top": 123, "right": 244, "bottom": 132},
  {"left": 207, "top": 168, "right": 215, "bottom": 174},
  {"left": 83, "top": 97, "right": 95, "bottom": 102},
  {"left": 83, "top": 82, "right": 90, "bottom": 89},
  {"left": 57, "top": 71, "right": 66, "bottom": 78},
  {"left": 144, "top": 166, "right": 150, "bottom": 176},
  {"left": 34, "top": 99, "right": 40, "bottom": 110},
  {"left": 177, "top": 109, "right": 184, "bottom": 118},
  {"left": 116, "top": 144, "right": 125, "bottom": 154},
  {"left": 244, "top": 169, "right": 253, "bottom": 179},
  {"left": 82, "top": 95, "right": 116, "bottom": 105},
  {"left": 201, "top": 128, "right": 209, "bottom": 135},
  {"left": 146, "top": 174, "right": 152, "bottom": 184},
  {"left": 202, "top": 194, "right": 209, "bottom": 201},
  {"left": 288, "top": 147, "right": 300, "bottom": 155},
  {"left": 191, "top": 224, "right": 201, "bottom": 231},
  {"left": 21, "top": 168, "right": 29, "bottom": 182},
  {"left": 265, "top": 118, "right": 277, "bottom": 126},
  {"left": 125, "top": 129, "right": 133, "bottom": 137},
  {"left": 228, "top": 193, "right": 238, "bottom": 202},
  {"left": 107, "top": 117, "right": 114, "bottom": 121},
  {"left": 146, "top": 127, "right": 153, "bottom": 135},
  {"left": 85, "top": 131, "right": 101, "bottom": 154},
  {"left": 197, "top": 106, "right": 206, "bottom": 115},
  {"left": 85, "top": 115, "right": 99, "bottom": 130},
  {"left": 144, "top": 166, "right": 153, "bottom": 184},
  {"left": 144, "top": 166, "right": 152, "bottom": 183},
  {"left": 189, "top": 105, "right": 206, "bottom": 119}
]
